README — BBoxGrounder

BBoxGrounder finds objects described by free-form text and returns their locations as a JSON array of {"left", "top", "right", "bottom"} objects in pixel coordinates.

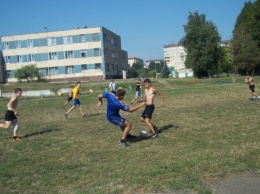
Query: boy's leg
[
  {"left": 121, "top": 120, "right": 132, "bottom": 140},
  {"left": 0, "top": 121, "right": 11, "bottom": 129},
  {"left": 12, "top": 119, "right": 18, "bottom": 137},
  {"left": 79, "top": 104, "right": 85, "bottom": 116}
]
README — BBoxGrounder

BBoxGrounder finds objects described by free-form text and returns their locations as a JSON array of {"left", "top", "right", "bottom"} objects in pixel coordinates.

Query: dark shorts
[
  {"left": 73, "top": 98, "right": 81, "bottom": 106},
  {"left": 67, "top": 96, "right": 73, "bottom": 101},
  {"left": 111, "top": 91, "right": 116, "bottom": 95},
  {"left": 249, "top": 85, "right": 255, "bottom": 92},
  {"left": 5, "top": 110, "right": 17, "bottom": 121},
  {"left": 141, "top": 104, "right": 155, "bottom": 119}
]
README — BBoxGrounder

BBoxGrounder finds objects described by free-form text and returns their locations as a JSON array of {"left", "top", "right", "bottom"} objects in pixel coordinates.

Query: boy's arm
[
  {"left": 155, "top": 89, "right": 164, "bottom": 107},
  {"left": 97, "top": 94, "right": 103, "bottom": 107},
  {"left": 128, "top": 102, "right": 145, "bottom": 112}
]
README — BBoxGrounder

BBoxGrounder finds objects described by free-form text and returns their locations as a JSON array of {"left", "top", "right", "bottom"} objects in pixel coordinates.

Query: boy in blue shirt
[{"left": 97, "top": 89, "right": 145, "bottom": 147}]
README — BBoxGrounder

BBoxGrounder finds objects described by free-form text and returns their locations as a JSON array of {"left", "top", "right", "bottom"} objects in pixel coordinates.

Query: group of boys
[{"left": 1, "top": 75, "right": 259, "bottom": 145}]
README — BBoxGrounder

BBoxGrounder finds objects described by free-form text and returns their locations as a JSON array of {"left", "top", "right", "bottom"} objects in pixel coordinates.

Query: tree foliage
[
  {"left": 180, "top": 11, "right": 221, "bottom": 78},
  {"left": 15, "top": 64, "right": 42, "bottom": 82},
  {"left": 233, "top": 0, "right": 260, "bottom": 75},
  {"left": 161, "top": 63, "right": 171, "bottom": 78}
]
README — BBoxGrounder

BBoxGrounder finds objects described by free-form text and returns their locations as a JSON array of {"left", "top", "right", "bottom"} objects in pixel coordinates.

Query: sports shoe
[
  {"left": 64, "top": 113, "right": 68, "bottom": 119},
  {"left": 13, "top": 137, "right": 22, "bottom": 141},
  {"left": 119, "top": 140, "right": 129, "bottom": 147},
  {"left": 150, "top": 133, "right": 158, "bottom": 139},
  {"left": 126, "top": 134, "right": 136, "bottom": 139}
]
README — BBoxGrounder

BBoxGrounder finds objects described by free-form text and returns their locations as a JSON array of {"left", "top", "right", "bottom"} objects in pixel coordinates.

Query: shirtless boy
[
  {"left": 0, "top": 88, "right": 23, "bottom": 141},
  {"left": 141, "top": 78, "right": 164, "bottom": 138},
  {"left": 245, "top": 75, "right": 260, "bottom": 99}
]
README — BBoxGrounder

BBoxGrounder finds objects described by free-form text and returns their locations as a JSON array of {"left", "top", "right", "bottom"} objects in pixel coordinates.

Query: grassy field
[{"left": 0, "top": 76, "right": 259, "bottom": 194}]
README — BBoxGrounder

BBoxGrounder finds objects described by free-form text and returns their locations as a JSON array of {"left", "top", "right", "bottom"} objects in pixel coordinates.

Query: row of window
[
  {"left": 6, "top": 64, "right": 101, "bottom": 78},
  {"left": 4, "top": 49, "right": 102, "bottom": 63},
  {"left": 2, "top": 33, "right": 101, "bottom": 50}
]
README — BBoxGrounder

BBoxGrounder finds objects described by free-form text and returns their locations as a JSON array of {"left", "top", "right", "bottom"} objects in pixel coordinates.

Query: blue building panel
[
  {"left": 11, "top": 70, "right": 16, "bottom": 77},
  {"left": 87, "top": 49, "right": 94, "bottom": 57},
  {"left": 41, "top": 53, "right": 49, "bottom": 61},
  {"left": 86, "top": 34, "right": 93, "bottom": 42},
  {"left": 10, "top": 56, "right": 17, "bottom": 63},
  {"left": 9, "top": 41, "right": 16, "bottom": 49},
  {"left": 21, "top": 40, "right": 27, "bottom": 48},
  {"left": 39, "top": 38, "right": 48, "bottom": 46},
  {"left": 74, "top": 50, "right": 81, "bottom": 58},
  {"left": 22, "top": 55, "right": 29, "bottom": 63},
  {"left": 58, "top": 66, "right": 65, "bottom": 74},
  {"left": 74, "top": 65, "right": 81, "bottom": 73},
  {"left": 72, "top": 35, "right": 79, "bottom": 43},
  {"left": 56, "top": 37, "right": 63, "bottom": 45},
  {"left": 58, "top": 52, "right": 64, "bottom": 60},
  {"left": 88, "top": 64, "right": 95, "bottom": 70}
]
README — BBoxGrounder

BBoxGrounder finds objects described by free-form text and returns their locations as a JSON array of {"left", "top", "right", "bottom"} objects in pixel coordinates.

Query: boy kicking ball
[{"left": 97, "top": 88, "right": 145, "bottom": 147}]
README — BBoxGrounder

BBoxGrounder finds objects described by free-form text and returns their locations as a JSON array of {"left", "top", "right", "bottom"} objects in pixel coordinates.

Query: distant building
[
  {"left": 0, "top": 51, "right": 4, "bottom": 83},
  {"left": 128, "top": 57, "right": 144, "bottom": 67},
  {"left": 220, "top": 40, "right": 230, "bottom": 47},
  {"left": 164, "top": 43, "right": 193, "bottom": 78},
  {"left": 0, "top": 27, "right": 128, "bottom": 82},
  {"left": 145, "top": 59, "right": 164, "bottom": 69}
]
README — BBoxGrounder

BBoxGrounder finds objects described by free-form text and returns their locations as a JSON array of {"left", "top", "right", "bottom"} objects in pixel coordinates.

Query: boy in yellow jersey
[{"left": 64, "top": 82, "right": 85, "bottom": 118}]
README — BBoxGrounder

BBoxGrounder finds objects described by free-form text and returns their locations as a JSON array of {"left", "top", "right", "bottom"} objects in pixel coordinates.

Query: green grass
[{"left": 0, "top": 77, "right": 259, "bottom": 194}]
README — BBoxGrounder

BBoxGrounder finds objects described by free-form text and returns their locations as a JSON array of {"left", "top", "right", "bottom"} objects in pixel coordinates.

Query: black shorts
[
  {"left": 5, "top": 110, "right": 17, "bottom": 121},
  {"left": 141, "top": 104, "right": 155, "bottom": 119},
  {"left": 249, "top": 85, "right": 255, "bottom": 92},
  {"left": 67, "top": 96, "right": 73, "bottom": 101}
]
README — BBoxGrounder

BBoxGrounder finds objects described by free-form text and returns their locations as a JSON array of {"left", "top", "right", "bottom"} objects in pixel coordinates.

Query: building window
[
  {"left": 7, "top": 71, "right": 12, "bottom": 78},
  {"left": 4, "top": 56, "right": 10, "bottom": 63},
  {"left": 95, "top": 63, "right": 101, "bottom": 69},
  {"left": 27, "top": 39, "right": 33, "bottom": 48},
  {"left": 66, "top": 66, "right": 74, "bottom": 74},
  {"left": 29, "top": 54, "right": 35, "bottom": 62},
  {"left": 65, "top": 51, "right": 73, "bottom": 59},
  {"left": 17, "top": 55, "right": 22, "bottom": 63},
  {"left": 63, "top": 36, "right": 72, "bottom": 44},
  {"left": 94, "top": 48, "right": 100, "bottom": 56},
  {"left": 48, "top": 38, "right": 56, "bottom": 46},
  {"left": 93, "top": 33, "right": 100, "bottom": 41},
  {"left": 111, "top": 51, "right": 116, "bottom": 59},
  {"left": 107, "top": 63, "right": 110, "bottom": 72},
  {"left": 80, "top": 34, "right": 86, "bottom": 43},
  {"left": 49, "top": 52, "right": 57, "bottom": 60},
  {"left": 15, "top": 41, "right": 21, "bottom": 49},
  {"left": 110, "top": 37, "right": 115, "bottom": 45},
  {"left": 81, "top": 50, "right": 86, "bottom": 57},
  {"left": 39, "top": 68, "right": 47, "bottom": 76},
  {"left": 48, "top": 67, "right": 58, "bottom": 75},
  {"left": 3, "top": 42, "right": 9, "bottom": 50},
  {"left": 103, "top": 34, "right": 108, "bottom": 42},
  {"left": 112, "top": 64, "right": 114, "bottom": 70},
  {"left": 81, "top": 64, "right": 87, "bottom": 71}
]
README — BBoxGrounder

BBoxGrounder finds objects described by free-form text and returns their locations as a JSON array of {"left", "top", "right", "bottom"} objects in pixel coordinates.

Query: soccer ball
[{"left": 139, "top": 130, "right": 147, "bottom": 137}]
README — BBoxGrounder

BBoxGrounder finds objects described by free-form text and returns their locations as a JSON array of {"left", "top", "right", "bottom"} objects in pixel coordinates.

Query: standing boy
[
  {"left": 65, "top": 82, "right": 85, "bottom": 118},
  {"left": 131, "top": 79, "right": 143, "bottom": 106},
  {"left": 141, "top": 78, "right": 164, "bottom": 138},
  {"left": 63, "top": 86, "right": 74, "bottom": 109},
  {"left": 0, "top": 88, "right": 23, "bottom": 141},
  {"left": 97, "top": 89, "right": 145, "bottom": 147},
  {"left": 109, "top": 79, "right": 116, "bottom": 94},
  {"left": 245, "top": 75, "right": 260, "bottom": 100}
]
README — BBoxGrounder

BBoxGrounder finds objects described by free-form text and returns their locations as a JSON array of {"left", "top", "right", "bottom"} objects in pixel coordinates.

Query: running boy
[
  {"left": 97, "top": 88, "right": 145, "bottom": 147},
  {"left": 0, "top": 88, "right": 23, "bottom": 141},
  {"left": 141, "top": 78, "right": 164, "bottom": 138},
  {"left": 65, "top": 82, "right": 85, "bottom": 118},
  {"left": 245, "top": 75, "right": 260, "bottom": 99},
  {"left": 131, "top": 79, "right": 143, "bottom": 106},
  {"left": 63, "top": 86, "right": 74, "bottom": 109}
]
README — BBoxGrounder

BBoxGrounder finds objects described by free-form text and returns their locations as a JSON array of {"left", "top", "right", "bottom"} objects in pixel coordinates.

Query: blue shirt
[{"left": 102, "top": 92, "right": 129, "bottom": 119}]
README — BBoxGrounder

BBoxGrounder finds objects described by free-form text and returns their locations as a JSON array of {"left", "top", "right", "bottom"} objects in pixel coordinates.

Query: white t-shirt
[{"left": 109, "top": 82, "right": 116, "bottom": 91}]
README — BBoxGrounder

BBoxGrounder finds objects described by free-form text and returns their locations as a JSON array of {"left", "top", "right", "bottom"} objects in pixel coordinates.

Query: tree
[
  {"left": 219, "top": 46, "right": 234, "bottom": 77},
  {"left": 15, "top": 64, "right": 41, "bottom": 82},
  {"left": 180, "top": 11, "right": 221, "bottom": 78},
  {"left": 161, "top": 63, "right": 171, "bottom": 78}
]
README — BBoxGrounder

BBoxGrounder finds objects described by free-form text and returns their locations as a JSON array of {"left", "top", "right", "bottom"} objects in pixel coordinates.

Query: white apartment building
[
  {"left": 128, "top": 57, "right": 144, "bottom": 67},
  {"left": 0, "top": 27, "right": 128, "bottom": 82}
]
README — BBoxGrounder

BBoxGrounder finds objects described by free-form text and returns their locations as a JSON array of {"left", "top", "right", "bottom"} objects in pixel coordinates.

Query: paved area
[{"left": 212, "top": 173, "right": 260, "bottom": 194}]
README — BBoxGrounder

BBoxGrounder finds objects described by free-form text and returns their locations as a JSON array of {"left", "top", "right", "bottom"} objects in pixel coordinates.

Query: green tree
[
  {"left": 161, "top": 63, "right": 171, "bottom": 78},
  {"left": 180, "top": 11, "right": 221, "bottom": 78},
  {"left": 15, "top": 64, "right": 41, "bottom": 82},
  {"left": 148, "top": 61, "right": 156, "bottom": 71},
  {"left": 219, "top": 46, "right": 234, "bottom": 77}
]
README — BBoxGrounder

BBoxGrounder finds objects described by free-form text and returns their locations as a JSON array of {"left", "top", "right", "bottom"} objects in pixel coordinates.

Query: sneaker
[
  {"left": 126, "top": 134, "right": 136, "bottom": 139},
  {"left": 119, "top": 140, "right": 129, "bottom": 147},
  {"left": 13, "top": 137, "right": 22, "bottom": 141},
  {"left": 150, "top": 133, "right": 158, "bottom": 139},
  {"left": 82, "top": 114, "right": 86, "bottom": 117},
  {"left": 64, "top": 113, "right": 68, "bottom": 119}
]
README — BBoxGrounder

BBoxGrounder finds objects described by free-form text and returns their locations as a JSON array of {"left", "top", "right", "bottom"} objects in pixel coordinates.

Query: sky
[{"left": 0, "top": 0, "right": 252, "bottom": 62}]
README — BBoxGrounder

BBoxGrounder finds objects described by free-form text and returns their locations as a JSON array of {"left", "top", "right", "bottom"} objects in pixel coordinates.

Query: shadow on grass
[
  {"left": 85, "top": 113, "right": 103, "bottom": 118},
  {"left": 21, "top": 128, "right": 60, "bottom": 138},
  {"left": 128, "top": 124, "right": 179, "bottom": 143}
]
